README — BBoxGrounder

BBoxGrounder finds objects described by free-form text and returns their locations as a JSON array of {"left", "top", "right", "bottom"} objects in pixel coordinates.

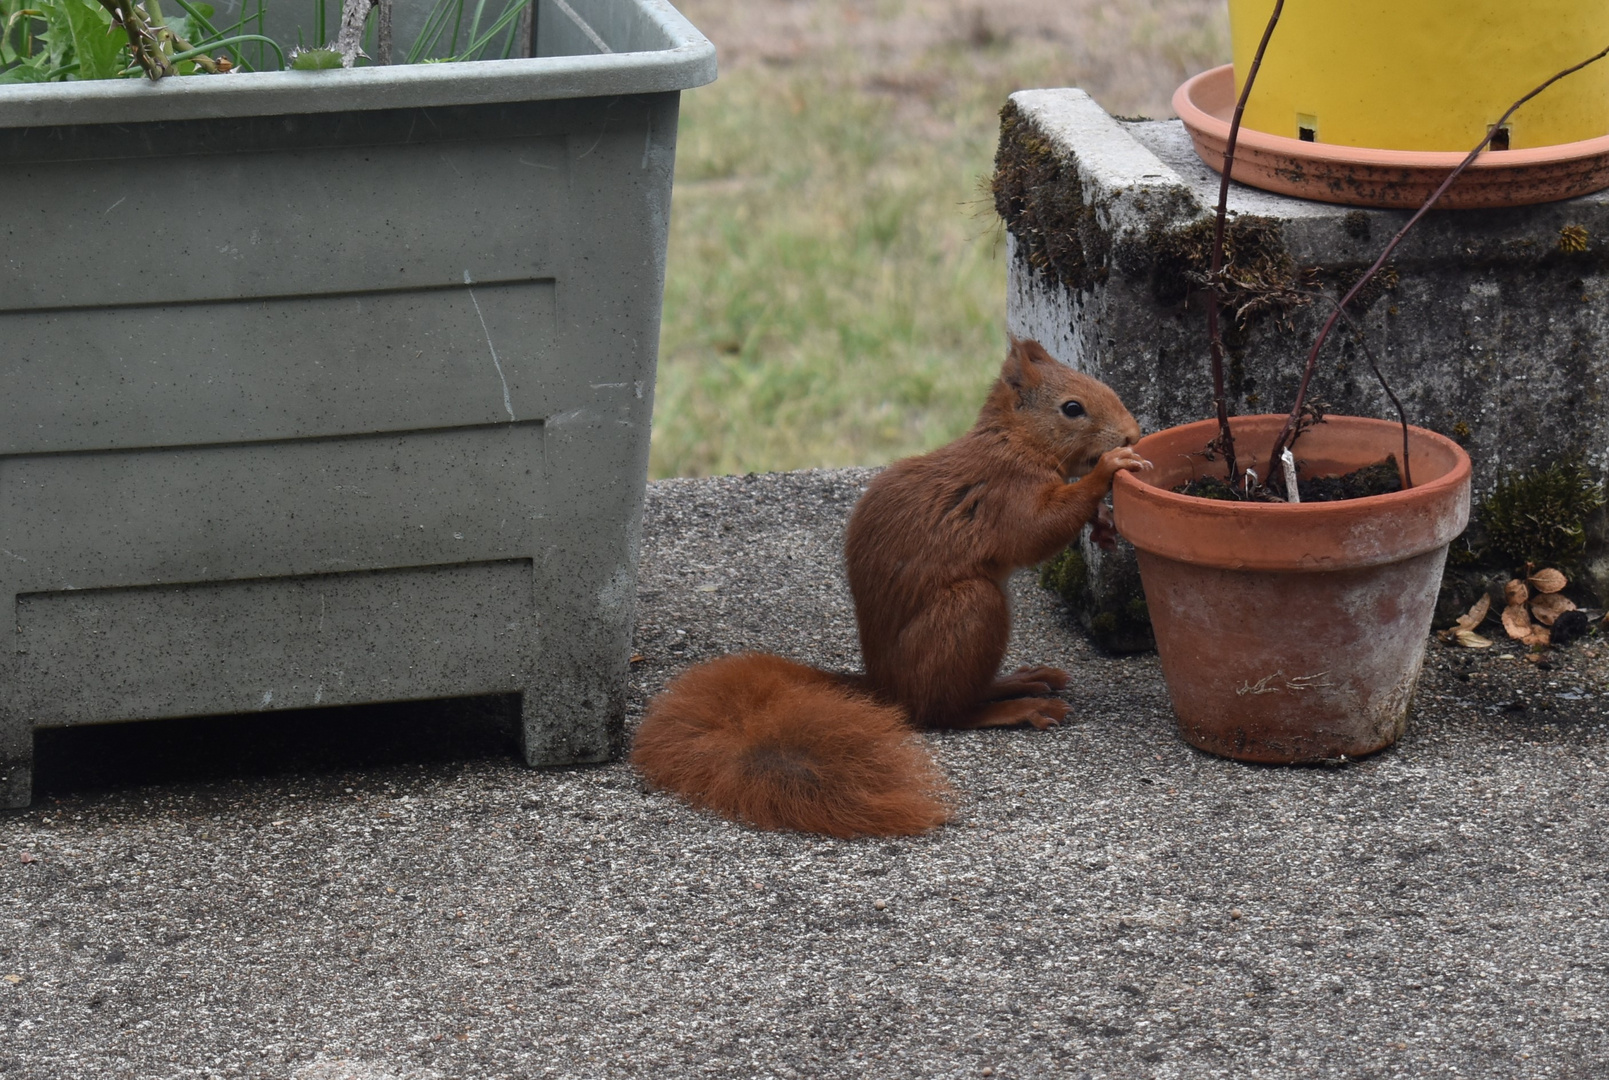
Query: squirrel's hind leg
[
  {"left": 877, "top": 584, "right": 1072, "bottom": 731},
  {"left": 985, "top": 665, "right": 1071, "bottom": 699},
  {"left": 880, "top": 579, "right": 1007, "bottom": 725},
  {"left": 956, "top": 696, "right": 1069, "bottom": 730}
]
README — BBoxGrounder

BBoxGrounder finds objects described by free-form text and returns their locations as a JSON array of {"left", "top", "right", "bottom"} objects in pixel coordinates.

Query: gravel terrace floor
[{"left": 2, "top": 468, "right": 1607, "bottom": 1080}]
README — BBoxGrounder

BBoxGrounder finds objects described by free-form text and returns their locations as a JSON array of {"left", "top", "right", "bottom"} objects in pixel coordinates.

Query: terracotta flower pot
[{"left": 1112, "top": 415, "right": 1472, "bottom": 764}]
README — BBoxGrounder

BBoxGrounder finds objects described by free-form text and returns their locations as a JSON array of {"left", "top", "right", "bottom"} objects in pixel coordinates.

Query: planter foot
[
  {"left": 517, "top": 690, "right": 617, "bottom": 769},
  {"left": 0, "top": 743, "right": 31, "bottom": 810}
]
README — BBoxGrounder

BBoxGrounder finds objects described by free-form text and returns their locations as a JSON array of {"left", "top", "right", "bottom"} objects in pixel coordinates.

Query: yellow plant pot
[{"left": 1229, "top": 0, "right": 1609, "bottom": 151}]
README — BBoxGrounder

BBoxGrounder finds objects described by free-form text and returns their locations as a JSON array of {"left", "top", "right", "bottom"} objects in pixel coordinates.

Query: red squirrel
[{"left": 631, "top": 338, "right": 1148, "bottom": 838}]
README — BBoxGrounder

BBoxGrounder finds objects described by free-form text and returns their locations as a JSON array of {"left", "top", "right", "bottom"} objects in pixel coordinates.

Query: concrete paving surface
[{"left": 3, "top": 468, "right": 1608, "bottom": 1080}]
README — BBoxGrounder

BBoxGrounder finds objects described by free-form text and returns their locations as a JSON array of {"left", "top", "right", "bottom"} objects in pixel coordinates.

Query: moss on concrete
[
  {"left": 991, "top": 101, "right": 1108, "bottom": 292},
  {"left": 1144, "top": 214, "right": 1296, "bottom": 312},
  {"left": 1040, "top": 545, "right": 1154, "bottom": 654},
  {"left": 1476, "top": 457, "right": 1606, "bottom": 574},
  {"left": 1440, "top": 457, "right": 1609, "bottom": 615}
]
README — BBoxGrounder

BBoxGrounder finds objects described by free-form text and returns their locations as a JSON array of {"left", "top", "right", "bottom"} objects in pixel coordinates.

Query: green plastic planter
[{"left": 0, "top": 0, "right": 715, "bottom": 806}]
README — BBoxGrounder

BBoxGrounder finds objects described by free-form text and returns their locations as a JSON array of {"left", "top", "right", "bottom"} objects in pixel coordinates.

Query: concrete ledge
[
  {"left": 1, "top": 468, "right": 1606, "bottom": 1077},
  {"left": 1002, "top": 87, "right": 1609, "bottom": 483},
  {"left": 1005, "top": 89, "right": 1202, "bottom": 233},
  {"left": 1001, "top": 87, "right": 1609, "bottom": 646}
]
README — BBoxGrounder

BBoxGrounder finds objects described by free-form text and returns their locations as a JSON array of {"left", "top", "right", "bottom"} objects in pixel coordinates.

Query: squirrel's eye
[{"left": 1060, "top": 400, "right": 1085, "bottom": 419}]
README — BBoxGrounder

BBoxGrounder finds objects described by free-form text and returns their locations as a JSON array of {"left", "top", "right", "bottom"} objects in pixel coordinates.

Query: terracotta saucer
[{"left": 1173, "top": 64, "right": 1609, "bottom": 209}]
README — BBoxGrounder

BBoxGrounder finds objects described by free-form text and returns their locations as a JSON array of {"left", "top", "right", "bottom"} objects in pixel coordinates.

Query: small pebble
[
  {"left": 874, "top": 899, "right": 886, "bottom": 911},
  {"left": 1230, "top": 908, "right": 1243, "bottom": 920}
]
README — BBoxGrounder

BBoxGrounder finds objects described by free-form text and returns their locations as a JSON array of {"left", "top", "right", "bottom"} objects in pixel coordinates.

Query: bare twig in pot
[
  {"left": 1264, "top": 40, "right": 1609, "bottom": 482},
  {"left": 1305, "top": 289, "right": 1414, "bottom": 490},
  {"left": 1204, "top": 0, "right": 1285, "bottom": 484},
  {"left": 376, "top": 0, "right": 392, "bottom": 64}
]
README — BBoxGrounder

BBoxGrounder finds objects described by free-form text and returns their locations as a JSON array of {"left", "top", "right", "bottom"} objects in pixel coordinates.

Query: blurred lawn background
[{"left": 650, "top": 0, "right": 1229, "bottom": 478}]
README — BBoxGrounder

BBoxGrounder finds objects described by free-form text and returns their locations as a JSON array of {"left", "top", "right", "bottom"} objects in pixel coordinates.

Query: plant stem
[
  {"left": 376, "top": 0, "right": 391, "bottom": 63},
  {"left": 1265, "top": 40, "right": 1609, "bottom": 485},
  {"left": 1309, "top": 290, "right": 1413, "bottom": 489},
  {"left": 333, "top": 0, "right": 375, "bottom": 65},
  {"left": 167, "top": 0, "right": 250, "bottom": 70},
  {"left": 162, "top": 33, "right": 284, "bottom": 69},
  {"left": 1206, "top": 0, "right": 1283, "bottom": 488},
  {"left": 101, "top": 0, "right": 176, "bottom": 79}
]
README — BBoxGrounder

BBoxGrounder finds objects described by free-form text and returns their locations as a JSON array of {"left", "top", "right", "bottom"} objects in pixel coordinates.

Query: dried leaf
[
  {"left": 1502, "top": 603, "right": 1533, "bottom": 639},
  {"left": 1523, "top": 627, "right": 1552, "bottom": 649},
  {"left": 1503, "top": 579, "right": 1530, "bottom": 607},
  {"left": 1456, "top": 593, "right": 1492, "bottom": 631},
  {"left": 1527, "top": 568, "right": 1567, "bottom": 594},
  {"left": 1530, "top": 593, "right": 1578, "bottom": 626},
  {"left": 1454, "top": 629, "right": 1493, "bottom": 649}
]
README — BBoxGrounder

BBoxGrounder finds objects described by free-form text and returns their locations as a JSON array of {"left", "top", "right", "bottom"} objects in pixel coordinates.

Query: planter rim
[
  {"left": 1113, "top": 414, "right": 1473, "bottom": 572},
  {"left": 1172, "top": 64, "right": 1609, "bottom": 208},
  {"left": 0, "top": 0, "right": 715, "bottom": 131}
]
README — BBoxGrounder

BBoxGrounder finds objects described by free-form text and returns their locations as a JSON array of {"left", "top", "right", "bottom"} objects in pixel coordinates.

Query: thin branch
[
  {"left": 376, "top": 0, "right": 392, "bottom": 63},
  {"left": 1307, "top": 289, "right": 1413, "bottom": 489},
  {"left": 1265, "top": 40, "right": 1609, "bottom": 481},
  {"left": 1205, "top": 0, "right": 1284, "bottom": 484}
]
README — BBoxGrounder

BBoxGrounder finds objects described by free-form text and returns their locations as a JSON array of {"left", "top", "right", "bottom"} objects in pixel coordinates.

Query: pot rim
[
  {"left": 1174, "top": 64, "right": 1609, "bottom": 170},
  {"left": 1115, "top": 415, "right": 1471, "bottom": 515},
  {"left": 1113, "top": 415, "right": 1473, "bottom": 572}
]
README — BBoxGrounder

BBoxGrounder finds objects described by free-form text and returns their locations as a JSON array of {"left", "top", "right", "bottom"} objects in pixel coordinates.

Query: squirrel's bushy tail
[{"left": 631, "top": 653, "right": 951, "bottom": 839}]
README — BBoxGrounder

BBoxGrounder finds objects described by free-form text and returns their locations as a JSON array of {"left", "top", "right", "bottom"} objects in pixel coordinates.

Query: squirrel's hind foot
[
  {"left": 959, "top": 696, "right": 1069, "bottom": 730},
  {"left": 988, "top": 665, "right": 1071, "bottom": 699}
]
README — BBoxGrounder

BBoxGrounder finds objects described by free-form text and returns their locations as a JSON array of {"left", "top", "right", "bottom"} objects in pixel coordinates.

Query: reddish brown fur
[
  {"left": 631, "top": 338, "right": 1145, "bottom": 837},
  {"left": 630, "top": 654, "right": 951, "bottom": 839},
  {"left": 847, "top": 337, "right": 1143, "bottom": 729}
]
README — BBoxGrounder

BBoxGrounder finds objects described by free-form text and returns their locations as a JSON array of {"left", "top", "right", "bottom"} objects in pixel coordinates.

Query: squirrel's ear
[{"left": 1002, "top": 336, "right": 1054, "bottom": 392}]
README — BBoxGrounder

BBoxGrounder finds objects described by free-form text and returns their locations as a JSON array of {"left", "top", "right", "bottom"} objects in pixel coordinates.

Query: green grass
[
  {"left": 650, "top": 3, "right": 1228, "bottom": 478},
  {"left": 652, "top": 62, "right": 1012, "bottom": 478}
]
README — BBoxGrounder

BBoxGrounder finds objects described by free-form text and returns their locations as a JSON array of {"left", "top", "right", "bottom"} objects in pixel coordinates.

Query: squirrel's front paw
[{"left": 1099, "top": 445, "right": 1152, "bottom": 476}]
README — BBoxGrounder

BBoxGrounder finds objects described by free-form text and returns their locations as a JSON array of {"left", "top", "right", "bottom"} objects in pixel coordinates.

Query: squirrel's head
[{"left": 990, "top": 337, "right": 1141, "bottom": 480}]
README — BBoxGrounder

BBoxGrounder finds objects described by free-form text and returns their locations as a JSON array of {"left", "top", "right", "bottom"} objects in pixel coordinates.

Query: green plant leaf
[
  {"left": 449, "top": 0, "right": 525, "bottom": 62},
  {"left": 163, "top": 10, "right": 199, "bottom": 42},
  {"left": 62, "top": 0, "right": 126, "bottom": 79},
  {"left": 0, "top": 50, "right": 50, "bottom": 80},
  {"left": 288, "top": 44, "right": 339, "bottom": 69},
  {"left": 39, "top": 0, "right": 77, "bottom": 72}
]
